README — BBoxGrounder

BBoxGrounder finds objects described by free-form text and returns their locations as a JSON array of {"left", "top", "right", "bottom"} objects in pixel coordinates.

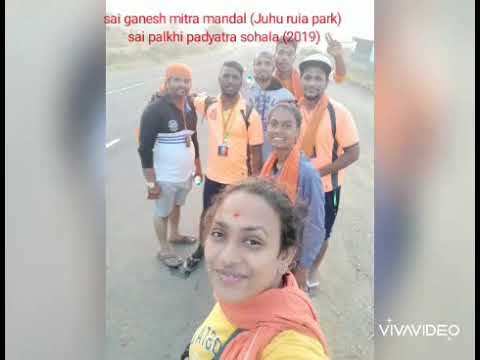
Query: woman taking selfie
[
  {"left": 183, "top": 178, "right": 329, "bottom": 359},
  {"left": 260, "top": 102, "right": 326, "bottom": 291}
]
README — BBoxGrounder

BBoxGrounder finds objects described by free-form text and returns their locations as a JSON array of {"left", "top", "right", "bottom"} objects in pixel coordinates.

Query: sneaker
[{"left": 181, "top": 254, "right": 202, "bottom": 275}]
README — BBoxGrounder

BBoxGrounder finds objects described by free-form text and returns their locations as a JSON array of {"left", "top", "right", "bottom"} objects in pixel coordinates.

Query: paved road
[{"left": 106, "top": 48, "right": 373, "bottom": 359}]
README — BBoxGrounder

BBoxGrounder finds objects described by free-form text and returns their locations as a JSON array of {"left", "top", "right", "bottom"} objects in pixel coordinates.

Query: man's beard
[
  {"left": 304, "top": 94, "right": 321, "bottom": 102},
  {"left": 168, "top": 89, "right": 187, "bottom": 98},
  {"left": 255, "top": 73, "right": 271, "bottom": 82},
  {"left": 276, "top": 63, "right": 291, "bottom": 73},
  {"left": 221, "top": 88, "right": 240, "bottom": 98}
]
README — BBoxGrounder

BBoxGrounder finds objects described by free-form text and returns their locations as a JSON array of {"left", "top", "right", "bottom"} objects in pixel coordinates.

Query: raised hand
[{"left": 326, "top": 33, "right": 344, "bottom": 58}]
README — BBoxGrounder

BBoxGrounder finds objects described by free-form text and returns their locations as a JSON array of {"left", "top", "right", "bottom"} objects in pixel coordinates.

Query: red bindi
[{"left": 233, "top": 212, "right": 241, "bottom": 218}]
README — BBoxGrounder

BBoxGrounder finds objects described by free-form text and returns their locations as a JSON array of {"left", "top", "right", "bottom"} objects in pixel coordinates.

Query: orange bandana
[
  {"left": 165, "top": 63, "right": 192, "bottom": 80},
  {"left": 162, "top": 63, "right": 192, "bottom": 101},
  {"left": 164, "top": 63, "right": 191, "bottom": 110}
]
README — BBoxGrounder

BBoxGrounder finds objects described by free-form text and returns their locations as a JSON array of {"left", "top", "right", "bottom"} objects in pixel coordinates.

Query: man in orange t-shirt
[
  {"left": 274, "top": 33, "right": 347, "bottom": 101},
  {"left": 183, "top": 61, "right": 264, "bottom": 273},
  {"left": 297, "top": 53, "right": 360, "bottom": 285}
]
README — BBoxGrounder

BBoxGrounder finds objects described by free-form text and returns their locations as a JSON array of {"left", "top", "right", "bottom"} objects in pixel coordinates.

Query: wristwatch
[{"left": 146, "top": 182, "right": 156, "bottom": 189}]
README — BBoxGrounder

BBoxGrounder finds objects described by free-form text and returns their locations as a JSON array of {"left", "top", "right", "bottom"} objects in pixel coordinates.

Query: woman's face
[
  {"left": 204, "top": 191, "right": 295, "bottom": 303},
  {"left": 267, "top": 107, "right": 300, "bottom": 152}
]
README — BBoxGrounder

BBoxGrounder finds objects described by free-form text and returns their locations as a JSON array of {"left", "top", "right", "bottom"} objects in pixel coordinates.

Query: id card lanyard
[{"left": 221, "top": 98, "right": 238, "bottom": 146}]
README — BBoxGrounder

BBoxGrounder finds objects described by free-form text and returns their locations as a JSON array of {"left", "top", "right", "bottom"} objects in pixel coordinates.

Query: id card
[
  {"left": 217, "top": 144, "right": 229, "bottom": 157},
  {"left": 185, "top": 136, "right": 192, "bottom": 147}
]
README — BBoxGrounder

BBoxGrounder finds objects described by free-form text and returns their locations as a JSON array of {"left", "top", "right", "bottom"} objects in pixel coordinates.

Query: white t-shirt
[{"left": 153, "top": 129, "right": 195, "bottom": 183}]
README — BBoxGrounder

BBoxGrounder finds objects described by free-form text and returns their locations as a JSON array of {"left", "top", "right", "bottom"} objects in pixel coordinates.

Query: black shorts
[
  {"left": 203, "top": 177, "right": 227, "bottom": 211},
  {"left": 324, "top": 187, "right": 341, "bottom": 240}
]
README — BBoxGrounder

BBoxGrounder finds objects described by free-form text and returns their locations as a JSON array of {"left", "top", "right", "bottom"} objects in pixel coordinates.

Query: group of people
[{"left": 137, "top": 34, "right": 360, "bottom": 359}]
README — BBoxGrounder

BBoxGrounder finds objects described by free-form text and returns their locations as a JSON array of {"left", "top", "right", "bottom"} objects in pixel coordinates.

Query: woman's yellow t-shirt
[{"left": 188, "top": 303, "right": 328, "bottom": 360}]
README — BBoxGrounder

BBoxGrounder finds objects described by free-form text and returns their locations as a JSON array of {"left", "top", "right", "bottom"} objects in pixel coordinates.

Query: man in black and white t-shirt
[{"left": 138, "top": 64, "right": 202, "bottom": 268}]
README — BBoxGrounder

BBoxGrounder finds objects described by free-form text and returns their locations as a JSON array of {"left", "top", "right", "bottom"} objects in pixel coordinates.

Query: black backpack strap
[
  {"left": 240, "top": 104, "right": 253, "bottom": 129},
  {"left": 186, "top": 95, "right": 197, "bottom": 115},
  {"left": 213, "top": 329, "right": 245, "bottom": 360},
  {"left": 183, "top": 96, "right": 199, "bottom": 129},
  {"left": 327, "top": 102, "right": 339, "bottom": 190},
  {"left": 240, "top": 105, "right": 254, "bottom": 176},
  {"left": 204, "top": 96, "right": 217, "bottom": 113},
  {"left": 180, "top": 342, "right": 190, "bottom": 360},
  {"left": 149, "top": 92, "right": 161, "bottom": 104}
]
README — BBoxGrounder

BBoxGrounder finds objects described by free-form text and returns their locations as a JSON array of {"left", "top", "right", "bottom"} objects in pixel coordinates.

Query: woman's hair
[
  {"left": 202, "top": 177, "right": 303, "bottom": 254},
  {"left": 268, "top": 102, "right": 303, "bottom": 130}
]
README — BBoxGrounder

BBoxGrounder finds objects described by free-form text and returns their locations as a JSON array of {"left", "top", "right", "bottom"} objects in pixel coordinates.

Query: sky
[{"left": 106, "top": 0, "right": 374, "bottom": 43}]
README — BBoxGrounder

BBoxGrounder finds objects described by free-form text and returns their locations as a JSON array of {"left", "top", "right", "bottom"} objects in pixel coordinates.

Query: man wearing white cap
[
  {"left": 274, "top": 33, "right": 347, "bottom": 101},
  {"left": 297, "top": 53, "right": 360, "bottom": 286}
]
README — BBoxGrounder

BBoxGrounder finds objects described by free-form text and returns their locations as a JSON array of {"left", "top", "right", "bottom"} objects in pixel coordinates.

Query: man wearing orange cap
[{"left": 138, "top": 63, "right": 202, "bottom": 268}]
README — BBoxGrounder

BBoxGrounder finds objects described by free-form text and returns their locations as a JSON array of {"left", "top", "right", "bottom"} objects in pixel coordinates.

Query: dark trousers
[
  {"left": 203, "top": 177, "right": 227, "bottom": 211},
  {"left": 193, "top": 177, "right": 228, "bottom": 259},
  {"left": 324, "top": 187, "right": 341, "bottom": 240}
]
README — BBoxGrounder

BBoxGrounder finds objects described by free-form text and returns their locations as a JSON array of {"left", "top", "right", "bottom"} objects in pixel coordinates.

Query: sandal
[
  {"left": 157, "top": 252, "right": 183, "bottom": 269},
  {"left": 168, "top": 235, "right": 198, "bottom": 245},
  {"left": 181, "top": 254, "right": 202, "bottom": 274}
]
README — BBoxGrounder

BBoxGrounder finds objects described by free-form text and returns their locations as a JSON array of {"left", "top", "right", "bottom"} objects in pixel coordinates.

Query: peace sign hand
[{"left": 326, "top": 33, "right": 344, "bottom": 57}]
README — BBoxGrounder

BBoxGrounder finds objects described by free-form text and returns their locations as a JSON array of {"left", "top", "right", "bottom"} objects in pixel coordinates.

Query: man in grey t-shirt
[{"left": 245, "top": 51, "right": 295, "bottom": 160}]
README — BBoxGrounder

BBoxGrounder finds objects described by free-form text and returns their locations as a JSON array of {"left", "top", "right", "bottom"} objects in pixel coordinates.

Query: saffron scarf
[
  {"left": 275, "top": 68, "right": 304, "bottom": 100},
  {"left": 218, "top": 273, "right": 329, "bottom": 359},
  {"left": 260, "top": 143, "right": 302, "bottom": 203},
  {"left": 298, "top": 95, "right": 330, "bottom": 158}
]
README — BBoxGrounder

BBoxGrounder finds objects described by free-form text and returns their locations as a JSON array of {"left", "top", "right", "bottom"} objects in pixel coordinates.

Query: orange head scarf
[
  {"left": 137, "top": 64, "right": 193, "bottom": 143},
  {"left": 165, "top": 63, "right": 192, "bottom": 80},
  {"left": 161, "top": 63, "right": 193, "bottom": 94},
  {"left": 162, "top": 63, "right": 192, "bottom": 109},
  {"left": 218, "top": 272, "right": 329, "bottom": 359}
]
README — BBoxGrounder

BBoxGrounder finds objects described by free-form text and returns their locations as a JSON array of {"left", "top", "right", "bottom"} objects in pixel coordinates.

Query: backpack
[
  {"left": 240, "top": 104, "right": 254, "bottom": 176},
  {"left": 311, "top": 102, "right": 339, "bottom": 190}
]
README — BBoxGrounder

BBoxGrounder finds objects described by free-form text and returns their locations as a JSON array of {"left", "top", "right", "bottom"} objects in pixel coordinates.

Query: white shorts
[{"left": 154, "top": 179, "right": 192, "bottom": 218}]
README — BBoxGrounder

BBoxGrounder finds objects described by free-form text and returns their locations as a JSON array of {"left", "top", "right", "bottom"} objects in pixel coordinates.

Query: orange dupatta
[
  {"left": 260, "top": 142, "right": 302, "bottom": 203},
  {"left": 290, "top": 69, "right": 304, "bottom": 100},
  {"left": 275, "top": 68, "right": 304, "bottom": 100},
  {"left": 299, "top": 95, "right": 330, "bottom": 158},
  {"left": 219, "top": 273, "right": 329, "bottom": 359}
]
